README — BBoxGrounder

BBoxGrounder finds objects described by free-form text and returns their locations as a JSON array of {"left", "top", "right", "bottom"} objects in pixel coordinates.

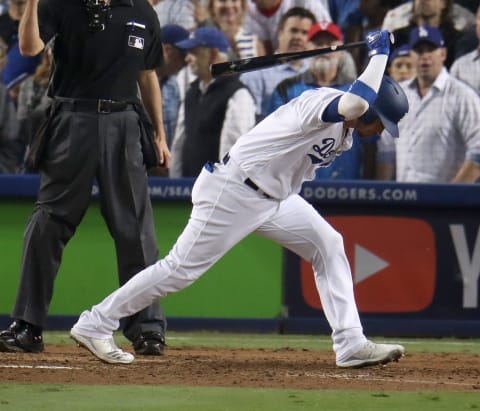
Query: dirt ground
[{"left": 1, "top": 345, "right": 479, "bottom": 391}]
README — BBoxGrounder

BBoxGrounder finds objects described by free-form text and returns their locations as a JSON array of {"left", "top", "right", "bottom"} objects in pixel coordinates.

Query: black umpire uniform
[{"left": 0, "top": 0, "right": 167, "bottom": 354}]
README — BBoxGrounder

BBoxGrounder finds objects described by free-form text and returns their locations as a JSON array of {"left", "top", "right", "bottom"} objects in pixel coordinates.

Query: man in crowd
[
  {"left": 169, "top": 27, "right": 255, "bottom": 178},
  {"left": 376, "top": 26, "right": 480, "bottom": 182},
  {"left": 241, "top": 6, "right": 316, "bottom": 121}
]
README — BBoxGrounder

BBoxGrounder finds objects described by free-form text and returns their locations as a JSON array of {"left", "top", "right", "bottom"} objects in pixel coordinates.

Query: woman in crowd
[{"left": 202, "top": 0, "right": 265, "bottom": 59}]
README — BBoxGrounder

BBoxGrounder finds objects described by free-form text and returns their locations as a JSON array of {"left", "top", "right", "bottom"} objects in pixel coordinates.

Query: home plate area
[{"left": 0, "top": 346, "right": 479, "bottom": 391}]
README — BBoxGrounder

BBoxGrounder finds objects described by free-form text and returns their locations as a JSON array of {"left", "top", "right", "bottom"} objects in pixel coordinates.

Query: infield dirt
[{"left": 1, "top": 345, "right": 479, "bottom": 391}]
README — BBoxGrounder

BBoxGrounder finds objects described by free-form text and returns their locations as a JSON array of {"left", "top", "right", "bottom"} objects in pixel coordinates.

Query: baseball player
[{"left": 71, "top": 29, "right": 409, "bottom": 368}]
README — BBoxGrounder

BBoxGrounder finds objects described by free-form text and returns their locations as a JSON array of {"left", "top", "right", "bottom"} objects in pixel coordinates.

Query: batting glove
[{"left": 365, "top": 30, "right": 391, "bottom": 57}]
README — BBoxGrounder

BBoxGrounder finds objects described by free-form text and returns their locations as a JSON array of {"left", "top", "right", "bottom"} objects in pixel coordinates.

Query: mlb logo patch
[{"left": 128, "top": 35, "right": 144, "bottom": 50}]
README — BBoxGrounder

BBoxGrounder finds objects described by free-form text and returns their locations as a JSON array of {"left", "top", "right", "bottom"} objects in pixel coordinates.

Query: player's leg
[
  {"left": 71, "top": 162, "right": 278, "bottom": 362},
  {"left": 255, "top": 194, "right": 366, "bottom": 358},
  {"left": 255, "top": 194, "right": 404, "bottom": 367},
  {"left": 95, "top": 110, "right": 166, "bottom": 355}
]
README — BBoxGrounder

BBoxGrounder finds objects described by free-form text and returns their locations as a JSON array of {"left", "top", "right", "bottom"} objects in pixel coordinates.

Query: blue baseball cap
[
  {"left": 175, "top": 27, "right": 230, "bottom": 53},
  {"left": 161, "top": 24, "right": 190, "bottom": 46},
  {"left": 409, "top": 25, "right": 445, "bottom": 50},
  {"left": 389, "top": 44, "right": 411, "bottom": 63}
]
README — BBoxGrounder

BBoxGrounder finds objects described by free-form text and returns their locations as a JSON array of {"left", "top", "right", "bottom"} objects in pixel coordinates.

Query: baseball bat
[{"left": 211, "top": 40, "right": 366, "bottom": 77}]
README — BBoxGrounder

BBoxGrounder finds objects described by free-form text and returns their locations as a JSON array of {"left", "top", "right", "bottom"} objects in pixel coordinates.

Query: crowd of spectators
[{"left": 1, "top": 0, "right": 480, "bottom": 183}]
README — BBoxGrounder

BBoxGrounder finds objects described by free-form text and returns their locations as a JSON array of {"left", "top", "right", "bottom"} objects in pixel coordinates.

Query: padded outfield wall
[{"left": 0, "top": 175, "right": 479, "bottom": 337}]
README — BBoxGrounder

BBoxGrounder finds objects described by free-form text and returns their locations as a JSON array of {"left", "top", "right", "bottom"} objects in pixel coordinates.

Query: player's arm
[
  {"left": 322, "top": 31, "right": 391, "bottom": 122},
  {"left": 138, "top": 69, "right": 171, "bottom": 168},
  {"left": 19, "top": 0, "right": 45, "bottom": 56}
]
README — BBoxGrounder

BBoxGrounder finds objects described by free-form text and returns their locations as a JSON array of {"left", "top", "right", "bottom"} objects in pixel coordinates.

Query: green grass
[
  {"left": 0, "top": 385, "right": 478, "bottom": 411},
  {"left": 1, "top": 332, "right": 479, "bottom": 411}
]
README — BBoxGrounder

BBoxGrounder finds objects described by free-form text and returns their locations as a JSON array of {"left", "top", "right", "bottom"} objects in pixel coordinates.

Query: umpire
[{"left": 0, "top": 0, "right": 171, "bottom": 356}]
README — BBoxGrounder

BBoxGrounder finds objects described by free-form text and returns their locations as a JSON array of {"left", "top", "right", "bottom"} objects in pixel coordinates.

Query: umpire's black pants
[{"left": 12, "top": 105, "right": 166, "bottom": 341}]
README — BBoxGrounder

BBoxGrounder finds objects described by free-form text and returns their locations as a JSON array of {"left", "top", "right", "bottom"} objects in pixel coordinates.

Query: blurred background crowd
[{"left": 1, "top": 0, "right": 479, "bottom": 183}]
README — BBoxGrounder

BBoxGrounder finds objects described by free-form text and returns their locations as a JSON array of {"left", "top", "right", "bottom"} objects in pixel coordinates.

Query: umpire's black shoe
[
  {"left": 133, "top": 331, "right": 165, "bottom": 356},
  {"left": 0, "top": 320, "right": 44, "bottom": 353}
]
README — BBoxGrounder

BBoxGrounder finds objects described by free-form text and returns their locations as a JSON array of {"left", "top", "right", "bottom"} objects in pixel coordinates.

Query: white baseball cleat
[
  {"left": 336, "top": 340, "right": 405, "bottom": 368},
  {"left": 70, "top": 329, "right": 134, "bottom": 364}
]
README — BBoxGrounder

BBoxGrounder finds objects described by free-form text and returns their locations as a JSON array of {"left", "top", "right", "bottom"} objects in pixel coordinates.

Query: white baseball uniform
[{"left": 72, "top": 86, "right": 369, "bottom": 363}]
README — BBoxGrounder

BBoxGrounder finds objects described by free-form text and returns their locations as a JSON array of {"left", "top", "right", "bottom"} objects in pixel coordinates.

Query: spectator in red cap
[{"left": 306, "top": 21, "right": 357, "bottom": 85}]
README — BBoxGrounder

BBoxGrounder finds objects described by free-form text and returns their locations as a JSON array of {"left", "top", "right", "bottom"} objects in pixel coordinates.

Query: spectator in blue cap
[
  {"left": 169, "top": 27, "right": 256, "bottom": 178},
  {"left": 386, "top": 1, "right": 463, "bottom": 69},
  {"left": 387, "top": 44, "right": 415, "bottom": 82},
  {"left": 175, "top": 26, "right": 230, "bottom": 53},
  {"left": 376, "top": 24, "right": 480, "bottom": 183},
  {"left": 156, "top": 24, "right": 190, "bottom": 153},
  {"left": 409, "top": 25, "right": 445, "bottom": 50}
]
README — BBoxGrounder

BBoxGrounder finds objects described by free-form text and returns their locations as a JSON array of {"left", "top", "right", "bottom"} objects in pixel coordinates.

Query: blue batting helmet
[{"left": 360, "top": 76, "right": 409, "bottom": 138}]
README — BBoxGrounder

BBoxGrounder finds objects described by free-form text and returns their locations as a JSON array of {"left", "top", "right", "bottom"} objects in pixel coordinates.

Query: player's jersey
[{"left": 229, "top": 87, "right": 353, "bottom": 200}]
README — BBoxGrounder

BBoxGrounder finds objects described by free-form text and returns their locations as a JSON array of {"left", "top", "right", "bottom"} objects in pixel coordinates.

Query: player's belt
[
  {"left": 54, "top": 98, "right": 136, "bottom": 113},
  {"left": 222, "top": 153, "right": 273, "bottom": 199}
]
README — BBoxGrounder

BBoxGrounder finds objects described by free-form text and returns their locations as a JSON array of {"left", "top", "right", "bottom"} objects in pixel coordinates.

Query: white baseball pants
[{"left": 73, "top": 158, "right": 367, "bottom": 361}]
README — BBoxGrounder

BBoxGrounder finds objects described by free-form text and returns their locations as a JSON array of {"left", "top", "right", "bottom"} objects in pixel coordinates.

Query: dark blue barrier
[
  {"left": 3, "top": 174, "right": 480, "bottom": 205},
  {"left": 284, "top": 181, "right": 480, "bottom": 337},
  {"left": 0, "top": 174, "right": 195, "bottom": 201}
]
